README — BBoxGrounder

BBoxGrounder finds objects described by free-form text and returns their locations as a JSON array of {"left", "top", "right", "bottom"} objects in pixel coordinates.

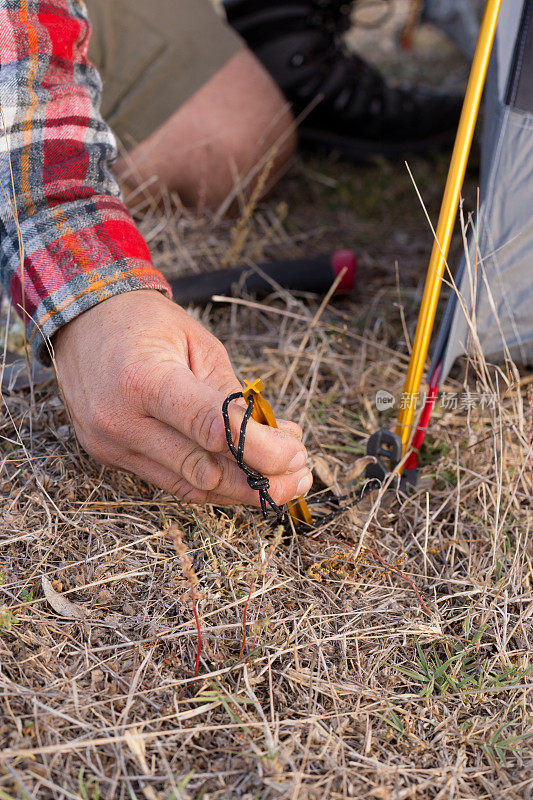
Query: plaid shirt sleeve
[{"left": 0, "top": 0, "right": 172, "bottom": 364}]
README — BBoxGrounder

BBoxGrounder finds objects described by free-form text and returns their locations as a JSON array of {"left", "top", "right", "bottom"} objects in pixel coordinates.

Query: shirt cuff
[
  {"left": 8, "top": 197, "right": 172, "bottom": 365},
  {"left": 29, "top": 264, "right": 172, "bottom": 365}
]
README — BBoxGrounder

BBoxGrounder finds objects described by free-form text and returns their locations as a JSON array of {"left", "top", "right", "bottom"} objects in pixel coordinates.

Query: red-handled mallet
[{"left": 168, "top": 250, "right": 357, "bottom": 306}]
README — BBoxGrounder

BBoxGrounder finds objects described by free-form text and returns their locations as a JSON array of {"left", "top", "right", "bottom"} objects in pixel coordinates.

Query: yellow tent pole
[{"left": 396, "top": 0, "right": 502, "bottom": 454}]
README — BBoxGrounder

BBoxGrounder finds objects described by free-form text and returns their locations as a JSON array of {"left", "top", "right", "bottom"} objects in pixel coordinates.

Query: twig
[
  {"left": 167, "top": 524, "right": 205, "bottom": 678},
  {"left": 278, "top": 267, "right": 347, "bottom": 400},
  {"left": 239, "top": 576, "right": 256, "bottom": 660},
  {"left": 222, "top": 147, "right": 278, "bottom": 268},
  {"left": 190, "top": 585, "right": 203, "bottom": 678},
  {"left": 304, "top": 530, "right": 433, "bottom": 618},
  {"left": 238, "top": 527, "right": 283, "bottom": 660},
  {"left": 362, "top": 546, "right": 434, "bottom": 618}
]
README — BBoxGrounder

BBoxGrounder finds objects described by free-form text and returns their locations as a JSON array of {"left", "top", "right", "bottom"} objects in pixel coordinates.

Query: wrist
[{"left": 54, "top": 289, "right": 173, "bottom": 355}]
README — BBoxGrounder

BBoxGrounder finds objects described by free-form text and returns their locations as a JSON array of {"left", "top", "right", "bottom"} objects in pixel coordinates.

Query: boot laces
[
  {"left": 297, "top": 1, "right": 410, "bottom": 118},
  {"left": 295, "top": 35, "right": 391, "bottom": 117}
]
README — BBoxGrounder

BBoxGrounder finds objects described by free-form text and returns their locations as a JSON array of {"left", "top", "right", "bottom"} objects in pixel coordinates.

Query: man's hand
[{"left": 54, "top": 290, "right": 313, "bottom": 506}]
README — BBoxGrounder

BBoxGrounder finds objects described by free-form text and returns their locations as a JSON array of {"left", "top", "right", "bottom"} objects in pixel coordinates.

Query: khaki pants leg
[{"left": 86, "top": 0, "right": 244, "bottom": 145}]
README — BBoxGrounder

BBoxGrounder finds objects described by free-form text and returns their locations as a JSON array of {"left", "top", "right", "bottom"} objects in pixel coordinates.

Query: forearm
[{"left": 0, "top": 0, "right": 171, "bottom": 363}]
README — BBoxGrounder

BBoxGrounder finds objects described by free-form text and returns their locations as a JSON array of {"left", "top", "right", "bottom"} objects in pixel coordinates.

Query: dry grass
[{"left": 0, "top": 151, "right": 531, "bottom": 800}]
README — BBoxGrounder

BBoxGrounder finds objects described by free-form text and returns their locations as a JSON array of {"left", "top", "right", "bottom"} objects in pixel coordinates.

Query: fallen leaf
[
  {"left": 311, "top": 456, "right": 336, "bottom": 487},
  {"left": 346, "top": 455, "right": 376, "bottom": 482},
  {"left": 416, "top": 476, "right": 435, "bottom": 492},
  {"left": 125, "top": 728, "right": 151, "bottom": 775},
  {"left": 41, "top": 576, "right": 87, "bottom": 620},
  {"left": 369, "top": 788, "right": 392, "bottom": 799}
]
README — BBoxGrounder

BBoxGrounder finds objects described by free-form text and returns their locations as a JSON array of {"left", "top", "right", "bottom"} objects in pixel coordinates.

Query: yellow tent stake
[
  {"left": 243, "top": 379, "right": 313, "bottom": 524},
  {"left": 396, "top": 0, "right": 502, "bottom": 457}
]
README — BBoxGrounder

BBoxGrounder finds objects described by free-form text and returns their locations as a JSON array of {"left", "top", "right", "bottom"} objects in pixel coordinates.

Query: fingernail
[
  {"left": 288, "top": 450, "right": 307, "bottom": 473},
  {"left": 295, "top": 471, "right": 313, "bottom": 498}
]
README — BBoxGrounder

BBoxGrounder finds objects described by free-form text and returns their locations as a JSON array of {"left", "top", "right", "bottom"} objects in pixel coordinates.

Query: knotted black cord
[
  {"left": 222, "top": 393, "right": 383, "bottom": 525},
  {"left": 222, "top": 392, "right": 284, "bottom": 519}
]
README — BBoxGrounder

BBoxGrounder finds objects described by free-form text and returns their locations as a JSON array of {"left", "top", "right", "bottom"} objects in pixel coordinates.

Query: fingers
[
  {"left": 276, "top": 418, "right": 304, "bottom": 440},
  {"left": 122, "top": 454, "right": 210, "bottom": 504},
  {"left": 204, "top": 464, "right": 313, "bottom": 507},
  {"left": 122, "top": 416, "right": 309, "bottom": 499},
  {"left": 122, "top": 452, "right": 313, "bottom": 508},
  {"left": 202, "top": 454, "right": 312, "bottom": 506},
  {"left": 133, "top": 419, "right": 312, "bottom": 503},
  {"left": 259, "top": 467, "right": 313, "bottom": 507},
  {"left": 145, "top": 366, "right": 307, "bottom": 476},
  {"left": 121, "top": 417, "right": 224, "bottom": 491},
  {"left": 225, "top": 408, "right": 308, "bottom": 476}
]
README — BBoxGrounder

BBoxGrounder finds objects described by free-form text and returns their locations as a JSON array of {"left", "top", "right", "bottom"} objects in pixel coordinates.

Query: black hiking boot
[{"left": 223, "top": 0, "right": 463, "bottom": 160}]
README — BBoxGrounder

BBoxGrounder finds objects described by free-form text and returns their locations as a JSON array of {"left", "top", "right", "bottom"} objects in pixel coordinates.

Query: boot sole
[{"left": 299, "top": 125, "right": 458, "bottom": 161}]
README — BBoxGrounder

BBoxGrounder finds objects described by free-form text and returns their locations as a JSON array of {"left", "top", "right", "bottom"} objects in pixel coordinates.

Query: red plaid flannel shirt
[{"left": 0, "top": 0, "right": 172, "bottom": 363}]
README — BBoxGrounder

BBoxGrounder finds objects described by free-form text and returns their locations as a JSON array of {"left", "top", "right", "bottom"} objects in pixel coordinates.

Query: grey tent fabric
[
  {"left": 423, "top": 0, "right": 484, "bottom": 57},
  {"left": 435, "top": 0, "right": 533, "bottom": 380}
]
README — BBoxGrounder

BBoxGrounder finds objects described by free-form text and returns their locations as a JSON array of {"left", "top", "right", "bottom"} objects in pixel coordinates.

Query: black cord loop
[
  {"left": 222, "top": 392, "right": 284, "bottom": 520},
  {"left": 222, "top": 392, "right": 383, "bottom": 526}
]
